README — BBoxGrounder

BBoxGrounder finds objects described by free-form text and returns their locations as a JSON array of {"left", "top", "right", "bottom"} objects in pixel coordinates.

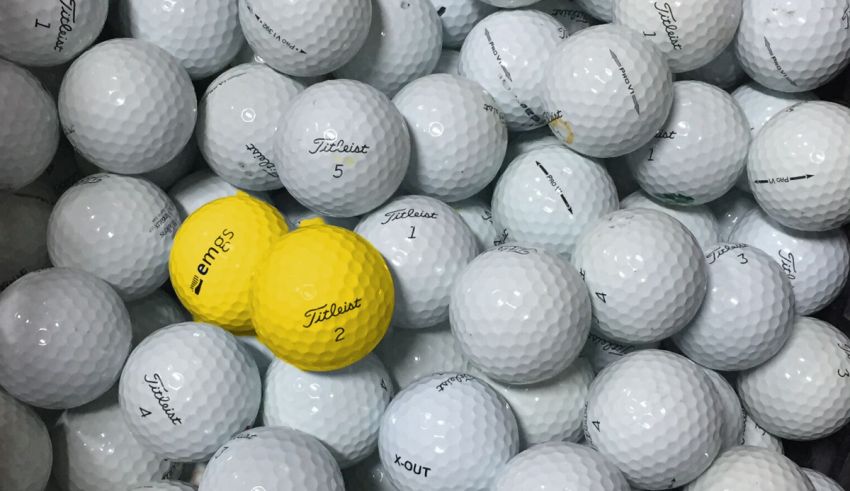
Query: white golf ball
[
  {"left": 429, "top": 0, "right": 496, "bottom": 48},
  {"left": 627, "top": 81, "right": 750, "bottom": 206},
  {"left": 742, "top": 414, "right": 784, "bottom": 454},
  {"left": 803, "top": 468, "right": 844, "bottom": 491},
  {"left": 0, "top": 268, "right": 131, "bottom": 409},
  {"left": 0, "top": 389, "right": 53, "bottom": 491},
  {"left": 58, "top": 39, "right": 197, "bottom": 174},
  {"left": 459, "top": 10, "right": 567, "bottom": 131},
  {"left": 126, "top": 289, "right": 191, "bottom": 347},
  {"left": 584, "top": 350, "right": 723, "bottom": 490},
  {"left": 736, "top": 0, "right": 850, "bottom": 92},
  {"left": 262, "top": 354, "right": 393, "bottom": 468},
  {"left": 480, "top": 0, "right": 540, "bottom": 6},
  {"left": 673, "top": 243, "right": 795, "bottom": 371},
  {"left": 534, "top": 0, "right": 598, "bottom": 35},
  {"left": 356, "top": 195, "right": 480, "bottom": 330},
  {"left": 375, "top": 324, "right": 470, "bottom": 392},
  {"left": 684, "top": 446, "right": 814, "bottom": 491},
  {"left": 336, "top": 0, "right": 442, "bottom": 96},
  {"left": 729, "top": 207, "right": 850, "bottom": 316},
  {"left": 738, "top": 316, "right": 850, "bottom": 440},
  {"left": 239, "top": 0, "right": 371, "bottom": 77},
  {"left": 118, "top": 322, "right": 261, "bottom": 461},
  {"left": 492, "top": 442, "right": 630, "bottom": 491},
  {"left": 271, "top": 191, "right": 360, "bottom": 230},
  {"left": 0, "top": 193, "right": 52, "bottom": 290},
  {"left": 344, "top": 452, "right": 399, "bottom": 491},
  {"left": 378, "top": 372, "right": 519, "bottom": 490},
  {"left": 393, "top": 74, "right": 507, "bottom": 202},
  {"left": 451, "top": 196, "right": 500, "bottom": 250},
  {"left": 491, "top": 146, "right": 619, "bottom": 258},
  {"left": 48, "top": 173, "right": 181, "bottom": 300},
  {"left": 0, "top": 0, "right": 108, "bottom": 66},
  {"left": 732, "top": 82, "right": 819, "bottom": 136},
  {"left": 0, "top": 60, "right": 60, "bottom": 190},
  {"left": 118, "top": 0, "right": 243, "bottom": 79},
  {"left": 709, "top": 188, "right": 758, "bottom": 241},
  {"left": 476, "top": 357, "right": 595, "bottom": 447},
  {"left": 168, "top": 169, "right": 270, "bottom": 219},
  {"left": 620, "top": 190, "right": 719, "bottom": 249},
  {"left": 545, "top": 24, "right": 673, "bottom": 158},
  {"left": 678, "top": 42, "right": 748, "bottom": 89},
  {"left": 613, "top": 0, "right": 742, "bottom": 72},
  {"left": 573, "top": 209, "right": 708, "bottom": 344},
  {"left": 275, "top": 80, "right": 410, "bottom": 217},
  {"left": 701, "top": 368, "right": 746, "bottom": 451},
  {"left": 129, "top": 482, "right": 194, "bottom": 491},
  {"left": 433, "top": 48, "right": 461, "bottom": 75},
  {"left": 748, "top": 101, "right": 850, "bottom": 232},
  {"left": 580, "top": 333, "right": 660, "bottom": 374},
  {"left": 51, "top": 389, "right": 180, "bottom": 491},
  {"left": 574, "top": 0, "right": 613, "bottom": 21},
  {"left": 450, "top": 244, "right": 591, "bottom": 384},
  {"left": 197, "top": 63, "right": 304, "bottom": 191}
]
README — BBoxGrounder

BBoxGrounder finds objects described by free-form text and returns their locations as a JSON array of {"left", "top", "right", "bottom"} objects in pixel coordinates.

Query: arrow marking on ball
[
  {"left": 753, "top": 174, "right": 814, "bottom": 184},
  {"left": 535, "top": 161, "right": 573, "bottom": 214}
]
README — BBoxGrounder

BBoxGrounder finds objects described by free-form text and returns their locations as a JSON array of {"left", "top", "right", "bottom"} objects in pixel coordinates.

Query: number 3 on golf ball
[{"left": 252, "top": 222, "right": 394, "bottom": 371}]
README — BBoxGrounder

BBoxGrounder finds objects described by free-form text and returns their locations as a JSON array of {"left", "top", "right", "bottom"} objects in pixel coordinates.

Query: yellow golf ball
[
  {"left": 169, "top": 193, "right": 288, "bottom": 333},
  {"left": 252, "top": 223, "right": 394, "bottom": 371}
]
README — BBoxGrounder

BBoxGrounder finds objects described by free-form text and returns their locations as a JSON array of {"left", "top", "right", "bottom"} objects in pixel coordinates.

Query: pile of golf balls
[{"left": 3, "top": 0, "right": 850, "bottom": 490}]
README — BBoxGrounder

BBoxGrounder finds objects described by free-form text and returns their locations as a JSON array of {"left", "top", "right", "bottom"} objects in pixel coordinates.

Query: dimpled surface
[
  {"left": 129, "top": 481, "right": 195, "bottom": 491},
  {"left": 345, "top": 451, "right": 400, "bottom": 491},
  {"left": 729, "top": 207, "right": 850, "bottom": 315},
  {"left": 199, "top": 427, "right": 344, "bottom": 491},
  {"left": 118, "top": 322, "right": 261, "bottom": 461},
  {"left": 0, "top": 0, "right": 108, "bottom": 66},
  {"left": 197, "top": 64, "right": 303, "bottom": 191},
  {"left": 58, "top": 39, "right": 196, "bottom": 174},
  {"left": 379, "top": 372, "right": 519, "bottom": 490},
  {"left": 0, "top": 193, "right": 52, "bottom": 290},
  {"left": 674, "top": 243, "right": 795, "bottom": 371},
  {"left": 48, "top": 174, "right": 180, "bottom": 300},
  {"left": 376, "top": 324, "right": 470, "bottom": 391},
  {"left": 748, "top": 101, "right": 850, "bottom": 231},
  {"left": 620, "top": 190, "right": 719, "bottom": 249},
  {"left": 275, "top": 80, "right": 410, "bottom": 217},
  {"left": 738, "top": 317, "right": 850, "bottom": 440},
  {"left": 478, "top": 357, "right": 594, "bottom": 447},
  {"left": 544, "top": 25, "right": 673, "bottom": 158},
  {"left": 736, "top": 0, "right": 850, "bottom": 92},
  {"left": 169, "top": 170, "right": 270, "bottom": 219},
  {"left": 252, "top": 224, "right": 394, "bottom": 371},
  {"left": 75, "top": 139, "right": 197, "bottom": 191},
  {"left": 481, "top": 0, "right": 539, "bottom": 6},
  {"left": 450, "top": 245, "right": 591, "bottom": 384},
  {"left": 742, "top": 414, "right": 784, "bottom": 453},
  {"left": 492, "top": 146, "right": 619, "bottom": 258},
  {"left": 535, "top": 0, "right": 598, "bottom": 35},
  {"left": 584, "top": 350, "right": 723, "bottom": 490},
  {"left": 702, "top": 368, "right": 746, "bottom": 451},
  {"left": 336, "top": 0, "right": 441, "bottom": 96},
  {"left": 685, "top": 446, "right": 814, "bottom": 491},
  {"left": 627, "top": 82, "right": 750, "bottom": 205},
  {"left": 678, "top": 42, "right": 748, "bottom": 89},
  {"left": 239, "top": 0, "right": 371, "bottom": 77},
  {"left": 169, "top": 193, "right": 288, "bottom": 333},
  {"left": 580, "top": 333, "right": 659, "bottom": 373},
  {"left": 452, "top": 196, "right": 500, "bottom": 250},
  {"left": 119, "top": 0, "right": 243, "bottom": 79},
  {"left": 493, "top": 442, "right": 630, "bottom": 491},
  {"left": 0, "top": 60, "right": 59, "bottom": 190},
  {"left": 574, "top": 0, "right": 613, "bottom": 21},
  {"left": 0, "top": 389, "right": 52, "bottom": 491},
  {"left": 272, "top": 192, "right": 360, "bottom": 230},
  {"left": 459, "top": 10, "right": 565, "bottom": 131},
  {"left": 614, "top": 0, "right": 741, "bottom": 72},
  {"left": 0, "top": 268, "right": 131, "bottom": 409},
  {"left": 356, "top": 195, "right": 479, "bottom": 330},
  {"left": 803, "top": 468, "right": 844, "bottom": 491},
  {"left": 127, "top": 289, "right": 191, "bottom": 347},
  {"left": 262, "top": 354, "right": 392, "bottom": 468},
  {"left": 51, "top": 390, "right": 179, "bottom": 491},
  {"left": 732, "top": 82, "right": 819, "bottom": 135},
  {"left": 394, "top": 74, "right": 507, "bottom": 201},
  {"left": 710, "top": 189, "right": 758, "bottom": 241},
  {"left": 574, "top": 209, "right": 708, "bottom": 344},
  {"left": 430, "top": 0, "right": 496, "bottom": 48},
  {"left": 433, "top": 48, "right": 461, "bottom": 75},
  {"left": 236, "top": 335, "right": 275, "bottom": 378}
]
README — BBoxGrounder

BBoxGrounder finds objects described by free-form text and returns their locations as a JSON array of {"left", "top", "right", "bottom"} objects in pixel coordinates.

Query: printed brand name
[
  {"left": 191, "top": 229, "right": 234, "bottom": 295},
  {"left": 144, "top": 373, "right": 182, "bottom": 425},
  {"left": 609, "top": 50, "right": 641, "bottom": 115},
  {"left": 654, "top": 2, "right": 682, "bottom": 50},
  {"left": 778, "top": 249, "right": 796, "bottom": 280},
  {"left": 308, "top": 138, "right": 370, "bottom": 155},
  {"left": 393, "top": 454, "right": 431, "bottom": 477},
  {"left": 381, "top": 208, "right": 438, "bottom": 225},
  {"left": 34, "top": 0, "right": 76, "bottom": 53},
  {"left": 303, "top": 298, "right": 362, "bottom": 328},
  {"left": 245, "top": 143, "right": 278, "bottom": 178},
  {"left": 705, "top": 243, "right": 747, "bottom": 264},
  {"left": 435, "top": 373, "right": 475, "bottom": 392}
]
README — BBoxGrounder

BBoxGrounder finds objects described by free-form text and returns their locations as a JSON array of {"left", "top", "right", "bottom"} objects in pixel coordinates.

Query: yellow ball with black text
[
  {"left": 169, "top": 193, "right": 289, "bottom": 333},
  {"left": 252, "top": 223, "right": 394, "bottom": 371}
]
